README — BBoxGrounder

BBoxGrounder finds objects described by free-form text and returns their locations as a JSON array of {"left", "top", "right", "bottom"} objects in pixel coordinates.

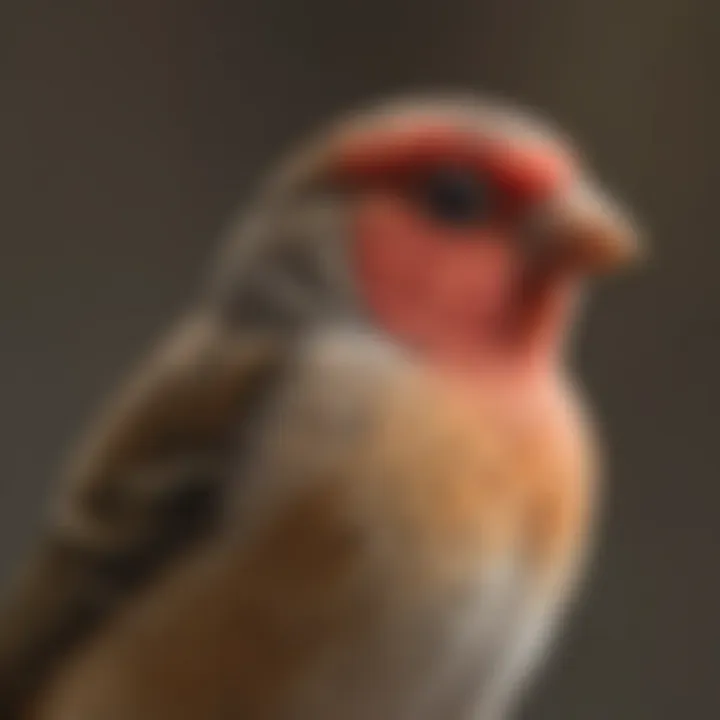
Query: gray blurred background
[{"left": 0, "top": 1, "right": 717, "bottom": 718}]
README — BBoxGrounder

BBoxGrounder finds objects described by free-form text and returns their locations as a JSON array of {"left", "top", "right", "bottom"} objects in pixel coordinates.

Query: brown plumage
[{"left": 0, "top": 96, "right": 639, "bottom": 720}]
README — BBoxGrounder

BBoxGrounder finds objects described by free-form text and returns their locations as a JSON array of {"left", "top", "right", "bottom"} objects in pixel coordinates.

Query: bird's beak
[{"left": 530, "top": 179, "right": 643, "bottom": 274}]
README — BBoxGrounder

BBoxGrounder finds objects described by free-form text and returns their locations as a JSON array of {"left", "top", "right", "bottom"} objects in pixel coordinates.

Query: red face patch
[
  {"left": 353, "top": 192, "right": 522, "bottom": 359},
  {"left": 332, "top": 122, "right": 579, "bottom": 369}
]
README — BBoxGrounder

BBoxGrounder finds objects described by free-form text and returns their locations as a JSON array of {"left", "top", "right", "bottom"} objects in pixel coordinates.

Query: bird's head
[{"left": 212, "top": 97, "right": 641, "bottom": 375}]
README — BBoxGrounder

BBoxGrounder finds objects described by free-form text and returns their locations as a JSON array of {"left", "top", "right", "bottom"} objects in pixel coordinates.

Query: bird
[{"left": 0, "top": 95, "right": 640, "bottom": 720}]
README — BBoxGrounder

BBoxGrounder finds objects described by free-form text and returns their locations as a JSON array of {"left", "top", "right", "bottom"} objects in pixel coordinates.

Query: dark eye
[{"left": 422, "top": 167, "right": 491, "bottom": 226}]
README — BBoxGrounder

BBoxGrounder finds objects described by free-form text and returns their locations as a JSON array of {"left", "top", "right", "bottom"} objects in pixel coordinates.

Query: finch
[{"left": 0, "top": 96, "right": 639, "bottom": 720}]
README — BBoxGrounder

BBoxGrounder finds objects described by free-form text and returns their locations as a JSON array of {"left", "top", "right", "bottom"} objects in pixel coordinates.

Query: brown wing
[{"left": 0, "top": 312, "right": 285, "bottom": 717}]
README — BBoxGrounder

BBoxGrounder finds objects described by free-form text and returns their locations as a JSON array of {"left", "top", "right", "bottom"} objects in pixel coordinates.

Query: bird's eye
[{"left": 421, "top": 167, "right": 491, "bottom": 226}]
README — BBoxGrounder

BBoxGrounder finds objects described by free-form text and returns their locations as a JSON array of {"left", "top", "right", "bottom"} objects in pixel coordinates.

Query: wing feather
[{"left": 0, "top": 313, "right": 283, "bottom": 716}]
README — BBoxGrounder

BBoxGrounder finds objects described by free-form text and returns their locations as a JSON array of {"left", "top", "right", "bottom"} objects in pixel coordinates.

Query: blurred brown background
[{"left": 0, "top": 1, "right": 717, "bottom": 718}]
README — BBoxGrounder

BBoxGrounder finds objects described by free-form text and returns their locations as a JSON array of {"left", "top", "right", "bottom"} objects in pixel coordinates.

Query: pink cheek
[
  {"left": 355, "top": 199, "right": 425, "bottom": 289},
  {"left": 354, "top": 196, "right": 437, "bottom": 341},
  {"left": 428, "top": 234, "right": 519, "bottom": 319},
  {"left": 353, "top": 195, "right": 522, "bottom": 350}
]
